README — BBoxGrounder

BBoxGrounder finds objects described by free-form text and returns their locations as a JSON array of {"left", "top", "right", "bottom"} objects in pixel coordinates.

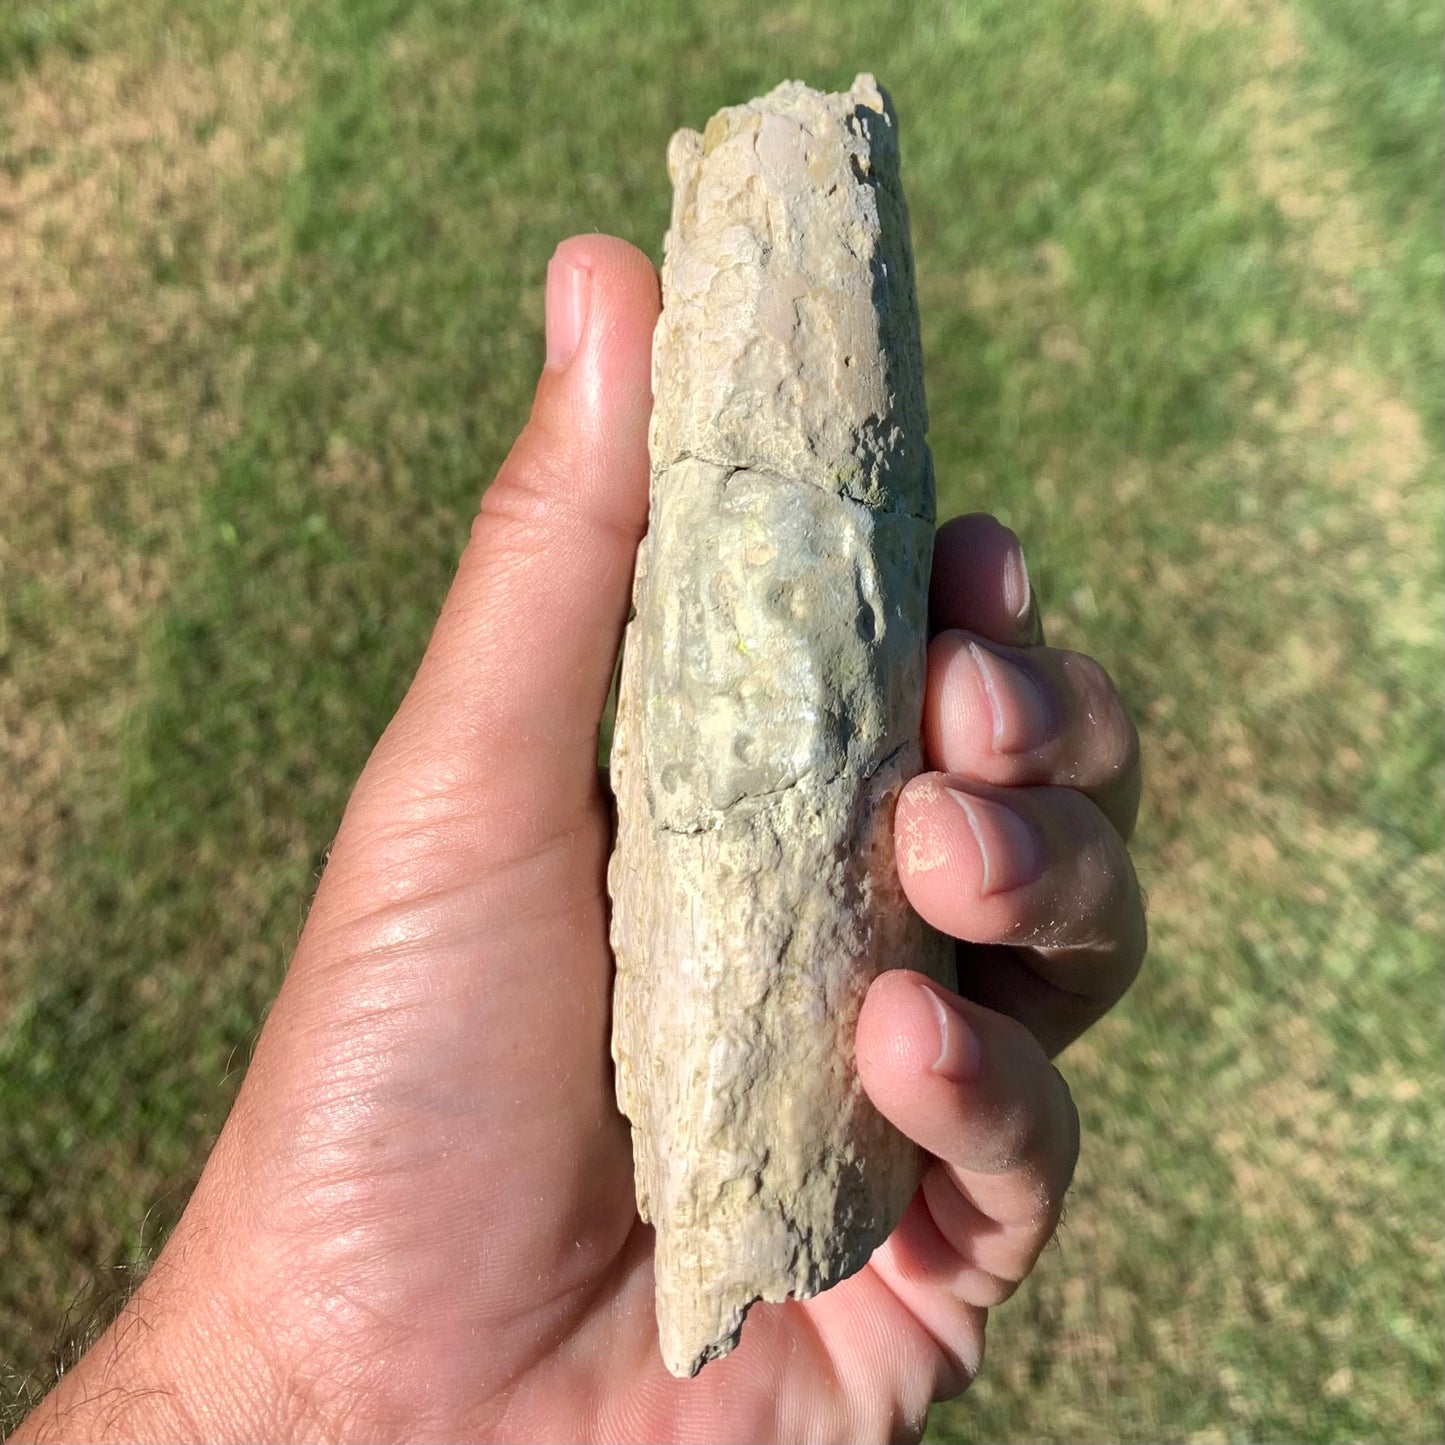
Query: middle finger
[{"left": 923, "top": 630, "right": 1141, "bottom": 838}]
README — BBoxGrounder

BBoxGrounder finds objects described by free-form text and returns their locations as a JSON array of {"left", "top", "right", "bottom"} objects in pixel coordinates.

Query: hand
[
  {"left": 897, "top": 509, "right": 1145, "bottom": 1058},
  {"left": 18, "top": 236, "right": 1143, "bottom": 1444}
]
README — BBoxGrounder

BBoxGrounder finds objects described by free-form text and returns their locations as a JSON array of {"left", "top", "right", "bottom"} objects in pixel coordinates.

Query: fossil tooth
[{"left": 608, "top": 73, "right": 954, "bottom": 1379}]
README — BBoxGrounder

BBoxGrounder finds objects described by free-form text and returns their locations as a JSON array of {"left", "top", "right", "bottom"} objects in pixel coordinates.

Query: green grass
[{"left": 1, "top": 0, "right": 1441, "bottom": 1439}]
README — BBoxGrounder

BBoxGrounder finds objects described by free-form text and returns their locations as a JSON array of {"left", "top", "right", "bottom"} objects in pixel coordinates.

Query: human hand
[{"left": 19, "top": 235, "right": 1143, "bottom": 1444}]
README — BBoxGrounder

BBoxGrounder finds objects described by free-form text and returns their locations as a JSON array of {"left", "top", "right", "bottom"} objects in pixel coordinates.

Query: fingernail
[
  {"left": 545, "top": 252, "right": 590, "bottom": 370},
  {"left": 967, "top": 641, "right": 1055, "bottom": 754},
  {"left": 1002, "top": 535, "right": 1032, "bottom": 626},
  {"left": 946, "top": 788, "right": 1046, "bottom": 895},
  {"left": 922, "top": 983, "right": 983, "bottom": 1083}
]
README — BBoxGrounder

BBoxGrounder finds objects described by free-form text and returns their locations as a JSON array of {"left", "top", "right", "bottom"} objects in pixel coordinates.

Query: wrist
[{"left": 13, "top": 1250, "right": 279, "bottom": 1443}]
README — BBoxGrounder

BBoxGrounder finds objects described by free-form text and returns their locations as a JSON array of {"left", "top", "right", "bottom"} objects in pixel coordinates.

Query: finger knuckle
[
  {"left": 1061, "top": 651, "right": 1138, "bottom": 771},
  {"left": 994, "top": 1082, "right": 1066, "bottom": 1190},
  {"left": 961, "top": 1267, "right": 1020, "bottom": 1309},
  {"left": 927, "top": 1318, "right": 986, "bottom": 1407},
  {"left": 1001, "top": 1067, "right": 1080, "bottom": 1213},
  {"left": 1053, "top": 828, "right": 1127, "bottom": 942},
  {"left": 1108, "top": 707, "right": 1142, "bottom": 786},
  {"left": 478, "top": 443, "right": 571, "bottom": 537},
  {"left": 1053, "top": 1066, "right": 1082, "bottom": 1186},
  {"left": 480, "top": 442, "right": 642, "bottom": 557},
  {"left": 1117, "top": 897, "right": 1149, "bottom": 995},
  {"left": 1066, "top": 799, "right": 1142, "bottom": 927},
  {"left": 1061, "top": 647, "right": 1115, "bottom": 701}
]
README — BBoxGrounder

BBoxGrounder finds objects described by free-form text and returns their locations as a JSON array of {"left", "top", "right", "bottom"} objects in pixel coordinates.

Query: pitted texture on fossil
[{"left": 608, "top": 73, "right": 954, "bottom": 1379}]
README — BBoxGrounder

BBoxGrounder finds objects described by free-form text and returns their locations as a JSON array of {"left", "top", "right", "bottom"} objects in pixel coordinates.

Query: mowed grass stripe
[
  {"left": 1, "top": 1, "right": 306, "bottom": 1413},
  {"left": 923, "top": 3, "right": 1441, "bottom": 1441}
]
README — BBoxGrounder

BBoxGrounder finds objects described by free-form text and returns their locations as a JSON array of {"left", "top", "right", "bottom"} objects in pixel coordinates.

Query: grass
[{"left": 1, "top": 0, "right": 1440, "bottom": 1438}]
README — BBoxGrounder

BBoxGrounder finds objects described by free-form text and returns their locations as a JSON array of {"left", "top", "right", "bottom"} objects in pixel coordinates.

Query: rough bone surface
[{"left": 608, "top": 73, "right": 953, "bottom": 1380}]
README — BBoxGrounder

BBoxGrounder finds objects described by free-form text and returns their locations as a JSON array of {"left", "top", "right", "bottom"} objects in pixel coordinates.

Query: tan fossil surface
[{"left": 608, "top": 73, "right": 953, "bottom": 1379}]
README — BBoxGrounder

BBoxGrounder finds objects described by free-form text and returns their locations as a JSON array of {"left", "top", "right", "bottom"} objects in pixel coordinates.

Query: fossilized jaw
[{"left": 609, "top": 73, "right": 954, "bottom": 1379}]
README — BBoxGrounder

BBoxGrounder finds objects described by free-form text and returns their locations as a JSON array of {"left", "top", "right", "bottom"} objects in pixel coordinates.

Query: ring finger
[{"left": 894, "top": 776, "right": 1146, "bottom": 1051}]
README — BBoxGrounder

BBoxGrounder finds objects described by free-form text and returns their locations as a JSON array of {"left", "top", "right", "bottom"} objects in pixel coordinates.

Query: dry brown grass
[
  {"left": 0, "top": 12, "right": 302, "bottom": 1390},
  {"left": 0, "top": 24, "right": 300, "bottom": 1015}
]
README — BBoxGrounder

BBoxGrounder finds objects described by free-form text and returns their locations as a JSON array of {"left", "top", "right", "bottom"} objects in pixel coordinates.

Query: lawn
[{"left": 1, "top": 0, "right": 1441, "bottom": 1439}]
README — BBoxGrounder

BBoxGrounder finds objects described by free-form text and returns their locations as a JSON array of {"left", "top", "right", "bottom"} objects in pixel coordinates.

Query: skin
[{"left": 17, "top": 236, "right": 1144, "bottom": 1445}]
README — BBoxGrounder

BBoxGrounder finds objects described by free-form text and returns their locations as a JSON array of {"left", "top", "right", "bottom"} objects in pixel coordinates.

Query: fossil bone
[{"left": 608, "top": 73, "right": 953, "bottom": 1379}]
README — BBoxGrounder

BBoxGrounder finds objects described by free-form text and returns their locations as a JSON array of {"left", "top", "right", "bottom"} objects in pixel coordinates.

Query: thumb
[{"left": 361, "top": 234, "right": 659, "bottom": 834}]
